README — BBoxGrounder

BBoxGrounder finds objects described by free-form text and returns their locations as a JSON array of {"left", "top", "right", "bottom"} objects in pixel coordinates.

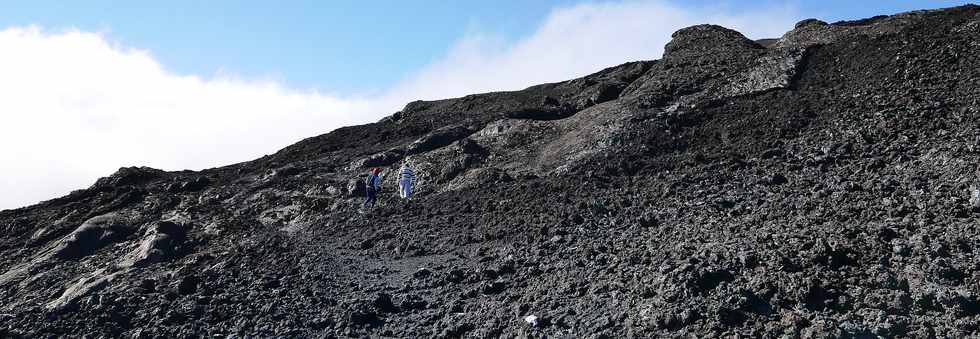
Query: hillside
[{"left": 2, "top": 5, "right": 980, "bottom": 338}]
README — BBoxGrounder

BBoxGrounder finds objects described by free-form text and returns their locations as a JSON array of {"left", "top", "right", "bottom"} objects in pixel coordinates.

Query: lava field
[{"left": 3, "top": 5, "right": 980, "bottom": 338}]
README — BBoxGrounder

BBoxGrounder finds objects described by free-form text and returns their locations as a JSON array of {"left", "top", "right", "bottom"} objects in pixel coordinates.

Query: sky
[{"left": 0, "top": 0, "right": 968, "bottom": 210}]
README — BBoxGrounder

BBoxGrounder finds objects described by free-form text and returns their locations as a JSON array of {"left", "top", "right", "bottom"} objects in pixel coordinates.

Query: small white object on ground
[{"left": 524, "top": 315, "right": 539, "bottom": 327}]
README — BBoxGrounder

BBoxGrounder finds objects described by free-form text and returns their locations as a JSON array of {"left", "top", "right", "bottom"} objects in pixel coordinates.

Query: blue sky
[
  {"left": 0, "top": 1, "right": 576, "bottom": 94},
  {"left": 0, "top": 1, "right": 965, "bottom": 95},
  {"left": 0, "top": 0, "right": 970, "bottom": 210}
]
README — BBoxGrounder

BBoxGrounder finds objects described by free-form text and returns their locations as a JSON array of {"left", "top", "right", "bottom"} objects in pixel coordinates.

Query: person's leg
[
  {"left": 364, "top": 190, "right": 376, "bottom": 208},
  {"left": 406, "top": 181, "right": 413, "bottom": 199},
  {"left": 399, "top": 181, "right": 406, "bottom": 198}
]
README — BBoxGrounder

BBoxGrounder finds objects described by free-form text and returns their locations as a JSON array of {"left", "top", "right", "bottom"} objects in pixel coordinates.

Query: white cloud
[
  {"left": 0, "top": 27, "right": 386, "bottom": 210},
  {"left": 0, "top": 1, "right": 798, "bottom": 210}
]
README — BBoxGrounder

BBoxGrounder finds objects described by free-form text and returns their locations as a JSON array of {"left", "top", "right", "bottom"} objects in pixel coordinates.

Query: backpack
[{"left": 365, "top": 174, "right": 376, "bottom": 191}]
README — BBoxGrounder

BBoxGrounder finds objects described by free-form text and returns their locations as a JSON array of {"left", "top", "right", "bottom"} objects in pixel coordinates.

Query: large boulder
[
  {"left": 406, "top": 126, "right": 475, "bottom": 155},
  {"left": 663, "top": 24, "right": 763, "bottom": 60},
  {"left": 353, "top": 149, "right": 405, "bottom": 168},
  {"left": 120, "top": 220, "right": 189, "bottom": 268},
  {"left": 52, "top": 213, "right": 135, "bottom": 261},
  {"left": 92, "top": 167, "right": 164, "bottom": 189}
]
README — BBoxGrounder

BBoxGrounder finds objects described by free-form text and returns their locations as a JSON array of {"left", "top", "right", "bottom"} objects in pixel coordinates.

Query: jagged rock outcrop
[
  {"left": 405, "top": 125, "right": 475, "bottom": 155},
  {"left": 2, "top": 4, "right": 980, "bottom": 338},
  {"left": 52, "top": 213, "right": 135, "bottom": 260},
  {"left": 120, "top": 220, "right": 189, "bottom": 268}
]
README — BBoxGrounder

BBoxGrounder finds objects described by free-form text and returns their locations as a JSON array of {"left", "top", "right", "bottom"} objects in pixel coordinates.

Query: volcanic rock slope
[{"left": 3, "top": 5, "right": 980, "bottom": 338}]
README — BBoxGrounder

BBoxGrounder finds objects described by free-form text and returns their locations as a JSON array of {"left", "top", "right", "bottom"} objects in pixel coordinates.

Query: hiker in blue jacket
[{"left": 363, "top": 167, "right": 382, "bottom": 209}]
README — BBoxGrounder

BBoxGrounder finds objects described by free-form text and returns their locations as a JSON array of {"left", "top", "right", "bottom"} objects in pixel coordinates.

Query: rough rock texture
[
  {"left": 405, "top": 126, "right": 476, "bottom": 155},
  {"left": 3, "top": 5, "right": 980, "bottom": 338},
  {"left": 52, "top": 213, "right": 135, "bottom": 261},
  {"left": 120, "top": 220, "right": 189, "bottom": 268}
]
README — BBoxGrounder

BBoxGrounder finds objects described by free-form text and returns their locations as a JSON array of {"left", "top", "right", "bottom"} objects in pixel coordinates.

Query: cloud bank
[
  {"left": 0, "top": 1, "right": 798, "bottom": 210},
  {"left": 0, "top": 27, "right": 379, "bottom": 210}
]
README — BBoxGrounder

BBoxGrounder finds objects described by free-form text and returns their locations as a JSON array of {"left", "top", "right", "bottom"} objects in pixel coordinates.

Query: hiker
[
  {"left": 363, "top": 168, "right": 382, "bottom": 209},
  {"left": 398, "top": 161, "right": 415, "bottom": 199}
]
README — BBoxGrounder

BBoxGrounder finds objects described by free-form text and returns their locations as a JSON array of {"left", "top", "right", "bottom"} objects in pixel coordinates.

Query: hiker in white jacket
[{"left": 399, "top": 162, "right": 415, "bottom": 199}]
